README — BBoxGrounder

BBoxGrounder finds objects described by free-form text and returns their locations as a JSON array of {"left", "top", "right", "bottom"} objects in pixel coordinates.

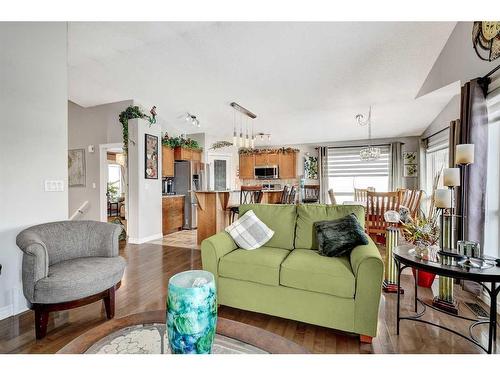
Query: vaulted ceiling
[{"left": 68, "top": 22, "right": 458, "bottom": 145}]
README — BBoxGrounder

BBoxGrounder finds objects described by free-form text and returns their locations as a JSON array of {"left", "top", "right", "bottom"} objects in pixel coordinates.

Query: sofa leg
[
  {"left": 360, "top": 335, "right": 373, "bottom": 344},
  {"left": 34, "top": 307, "right": 49, "bottom": 340},
  {"left": 104, "top": 285, "right": 116, "bottom": 319}
]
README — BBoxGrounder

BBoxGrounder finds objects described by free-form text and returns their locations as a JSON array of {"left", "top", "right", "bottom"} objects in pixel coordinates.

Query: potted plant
[{"left": 401, "top": 211, "right": 440, "bottom": 288}]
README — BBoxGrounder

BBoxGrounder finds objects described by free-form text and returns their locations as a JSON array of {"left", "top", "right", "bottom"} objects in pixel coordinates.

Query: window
[
  {"left": 326, "top": 145, "right": 390, "bottom": 203},
  {"left": 108, "top": 164, "right": 123, "bottom": 200},
  {"left": 423, "top": 130, "right": 449, "bottom": 211},
  {"left": 485, "top": 74, "right": 500, "bottom": 257}
]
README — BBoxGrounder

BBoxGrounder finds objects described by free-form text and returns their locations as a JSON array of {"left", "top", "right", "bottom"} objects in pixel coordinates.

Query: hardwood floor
[{"left": 0, "top": 241, "right": 498, "bottom": 354}]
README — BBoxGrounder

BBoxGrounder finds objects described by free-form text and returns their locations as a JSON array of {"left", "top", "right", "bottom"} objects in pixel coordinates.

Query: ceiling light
[
  {"left": 356, "top": 106, "right": 381, "bottom": 161},
  {"left": 230, "top": 102, "right": 257, "bottom": 149},
  {"left": 185, "top": 113, "right": 200, "bottom": 128}
]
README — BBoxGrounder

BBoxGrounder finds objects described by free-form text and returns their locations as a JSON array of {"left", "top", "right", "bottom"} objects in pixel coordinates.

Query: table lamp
[
  {"left": 435, "top": 189, "right": 451, "bottom": 251},
  {"left": 455, "top": 144, "right": 474, "bottom": 241}
]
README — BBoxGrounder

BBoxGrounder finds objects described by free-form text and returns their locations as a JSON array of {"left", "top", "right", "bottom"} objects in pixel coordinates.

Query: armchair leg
[
  {"left": 34, "top": 307, "right": 49, "bottom": 340},
  {"left": 360, "top": 335, "right": 373, "bottom": 344},
  {"left": 103, "top": 285, "right": 116, "bottom": 319}
]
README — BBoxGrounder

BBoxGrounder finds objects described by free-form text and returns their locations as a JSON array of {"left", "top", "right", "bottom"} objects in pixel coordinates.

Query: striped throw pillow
[{"left": 225, "top": 210, "right": 274, "bottom": 250}]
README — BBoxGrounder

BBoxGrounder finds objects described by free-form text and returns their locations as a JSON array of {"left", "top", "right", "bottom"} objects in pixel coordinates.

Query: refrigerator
[{"left": 174, "top": 161, "right": 203, "bottom": 230}]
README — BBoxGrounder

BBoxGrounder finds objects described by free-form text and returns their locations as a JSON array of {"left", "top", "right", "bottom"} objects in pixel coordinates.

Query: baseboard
[
  {"left": 128, "top": 233, "right": 163, "bottom": 244},
  {"left": 0, "top": 304, "right": 14, "bottom": 321}
]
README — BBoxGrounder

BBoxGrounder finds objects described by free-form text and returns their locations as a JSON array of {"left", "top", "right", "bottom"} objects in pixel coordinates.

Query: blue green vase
[{"left": 167, "top": 270, "right": 217, "bottom": 354}]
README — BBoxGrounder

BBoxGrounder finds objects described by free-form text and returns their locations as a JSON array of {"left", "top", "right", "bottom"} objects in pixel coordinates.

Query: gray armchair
[{"left": 16, "top": 220, "right": 126, "bottom": 339}]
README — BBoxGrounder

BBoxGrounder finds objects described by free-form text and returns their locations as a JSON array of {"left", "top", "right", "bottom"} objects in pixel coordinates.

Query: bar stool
[{"left": 228, "top": 186, "right": 264, "bottom": 223}]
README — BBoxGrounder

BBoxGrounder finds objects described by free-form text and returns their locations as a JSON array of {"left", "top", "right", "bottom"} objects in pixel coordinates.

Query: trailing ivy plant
[{"left": 118, "top": 105, "right": 156, "bottom": 155}]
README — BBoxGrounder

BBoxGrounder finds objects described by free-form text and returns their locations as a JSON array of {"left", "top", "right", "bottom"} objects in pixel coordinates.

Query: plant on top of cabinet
[
  {"left": 238, "top": 147, "right": 299, "bottom": 155},
  {"left": 162, "top": 133, "right": 203, "bottom": 151}
]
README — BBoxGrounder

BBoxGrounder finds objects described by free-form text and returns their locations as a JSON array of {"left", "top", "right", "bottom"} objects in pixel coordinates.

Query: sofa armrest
[
  {"left": 16, "top": 230, "right": 49, "bottom": 303},
  {"left": 350, "top": 236, "right": 384, "bottom": 337},
  {"left": 201, "top": 232, "right": 238, "bottom": 284}
]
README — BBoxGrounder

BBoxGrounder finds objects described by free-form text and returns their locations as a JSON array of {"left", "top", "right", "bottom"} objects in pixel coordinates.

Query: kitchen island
[{"left": 194, "top": 189, "right": 283, "bottom": 244}]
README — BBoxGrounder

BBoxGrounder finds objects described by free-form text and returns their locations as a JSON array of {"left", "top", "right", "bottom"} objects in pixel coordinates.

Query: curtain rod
[
  {"left": 482, "top": 63, "right": 500, "bottom": 79},
  {"left": 421, "top": 126, "right": 449, "bottom": 141}
]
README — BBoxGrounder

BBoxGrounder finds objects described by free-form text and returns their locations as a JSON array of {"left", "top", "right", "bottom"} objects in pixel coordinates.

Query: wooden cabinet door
[
  {"left": 279, "top": 152, "right": 297, "bottom": 179},
  {"left": 239, "top": 154, "right": 255, "bottom": 179},
  {"left": 267, "top": 153, "right": 279, "bottom": 166},
  {"left": 162, "top": 146, "right": 174, "bottom": 177},
  {"left": 191, "top": 150, "right": 202, "bottom": 162},
  {"left": 174, "top": 147, "right": 192, "bottom": 161},
  {"left": 254, "top": 153, "right": 267, "bottom": 166},
  {"left": 162, "top": 196, "right": 185, "bottom": 235}
]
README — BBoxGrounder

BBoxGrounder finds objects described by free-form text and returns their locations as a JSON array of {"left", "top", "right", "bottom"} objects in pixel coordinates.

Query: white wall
[
  {"left": 68, "top": 100, "right": 133, "bottom": 221},
  {"left": 417, "top": 22, "right": 498, "bottom": 98},
  {"left": 0, "top": 23, "right": 68, "bottom": 318},
  {"left": 421, "top": 94, "right": 460, "bottom": 139},
  {"left": 127, "top": 119, "right": 163, "bottom": 243}
]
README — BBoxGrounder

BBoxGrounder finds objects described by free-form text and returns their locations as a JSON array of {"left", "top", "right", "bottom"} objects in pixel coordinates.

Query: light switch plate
[{"left": 44, "top": 180, "right": 64, "bottom": 192}]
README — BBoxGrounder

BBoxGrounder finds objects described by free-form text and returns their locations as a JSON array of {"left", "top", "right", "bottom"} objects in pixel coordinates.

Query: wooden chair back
[
  {"left": 279, "top": 185, "right": 290, "bottom": 204},
  {"left": 288, "top": 185, "right": 297, "bottom": 204},
  {"left": 354, "top": 187, "right": 375, "bottom": 203},
  {"left": 328, "top": 188, "right": 337, "bottom": 205},
  {"left": 366, "top": 191, "right": 402, "bottom": 237},
  {"left": 303, "top": 184, "right": 320, "bottom": 203},
  {"left": 401, "top": 189, "right": 424, "bottom": 219},
  {"left": 240, "top": 185, "right": 263, "bottom": 204}
]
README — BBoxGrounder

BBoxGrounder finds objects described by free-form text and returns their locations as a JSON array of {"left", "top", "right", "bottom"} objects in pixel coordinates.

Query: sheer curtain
[
  {"left": 485, "top": 73, "right": 500, "bottom": 257},
  {"left": 389, "top": 142, "right": 403, "bottom": 191}
]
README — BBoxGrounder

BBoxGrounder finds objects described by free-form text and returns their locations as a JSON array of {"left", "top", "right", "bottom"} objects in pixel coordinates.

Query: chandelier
[
  {"left": 231, "top": 102, "right": 256, "bottom": 149},
  {"left": 356, "top": 106, "right": 381, "bottom": 161}
]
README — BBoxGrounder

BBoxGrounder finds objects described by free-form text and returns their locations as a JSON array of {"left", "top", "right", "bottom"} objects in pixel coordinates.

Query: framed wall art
[
  {"left": 68, "top": 148, "right": 86, "bottom": 187},
  {"left": 145, "top": 133, "right": 159, "bottom": 179}
]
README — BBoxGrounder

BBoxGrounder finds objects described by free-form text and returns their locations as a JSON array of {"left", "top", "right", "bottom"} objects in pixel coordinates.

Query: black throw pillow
[{"left": 314, "top": 213, "right": 369, "bottom": 257}]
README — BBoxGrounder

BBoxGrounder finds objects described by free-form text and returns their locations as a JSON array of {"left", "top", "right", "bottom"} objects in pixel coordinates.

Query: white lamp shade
[
  {"left": 435, "top": 189, "right": 452, "bottom": 209},
  {"left": 456, "top": 144, "right": 474, "bottom": 165},
  {"left": 443, "top": 168, "right": 460, "bottom": 187}
]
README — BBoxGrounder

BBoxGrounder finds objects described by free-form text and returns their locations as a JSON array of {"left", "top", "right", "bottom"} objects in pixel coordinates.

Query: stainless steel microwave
[{"left": 254, "top": 165, "right": 279, "bottom": 179}]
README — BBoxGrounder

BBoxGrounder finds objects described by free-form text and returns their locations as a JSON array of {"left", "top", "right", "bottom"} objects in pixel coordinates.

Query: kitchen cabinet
[
  {"left": 278, "top": 152, "right": 297, "bottom": 179},
  {"left": 239, "top": 154, "right": 255, "bottom": 179},
  {"left": 162, "top": 195, "right": 185, "bottom": 235},
  {"left": 254, "top": 152, "right": 279, "bottom": 166},
  {"left": 162, "top": 146, "right": 175, "bottom": 177},
  {"left": 174, "top": 147, "right": 202, "bottom": 161}
]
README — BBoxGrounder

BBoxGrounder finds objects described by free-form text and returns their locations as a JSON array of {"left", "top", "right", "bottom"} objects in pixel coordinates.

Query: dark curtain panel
[
  {"left": 458, "top": 80, "right": 489, "bottom": 296},
  {"left": 389, "top": 142, "right": 403, "bottom": 190},
  {"left": 318, "top": 147, "right": 329, "bottom": 204},
  {"left": 458, "top": 79, "right": 489, "bottom": 246}
]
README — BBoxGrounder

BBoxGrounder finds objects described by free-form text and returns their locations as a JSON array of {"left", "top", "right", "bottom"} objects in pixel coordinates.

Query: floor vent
[{"left": 465, "top": 302, "right": 489, "bottom": 319}]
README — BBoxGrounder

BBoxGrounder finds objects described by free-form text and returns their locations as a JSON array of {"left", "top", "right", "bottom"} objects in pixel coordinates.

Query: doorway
[
  {"left": 207, "top": 153, "right": 233, "bottom": 191},
  {"left": 99, "top": 143, "right": 127, "bottom": 234}
]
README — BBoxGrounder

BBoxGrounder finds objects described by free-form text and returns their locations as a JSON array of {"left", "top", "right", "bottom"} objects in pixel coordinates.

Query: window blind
[
  {"left": 426, "top": 129, "right": 449, "bottom": 153},
  {"left": 326, "top": 145, "right": 390, "bottom": 177}
]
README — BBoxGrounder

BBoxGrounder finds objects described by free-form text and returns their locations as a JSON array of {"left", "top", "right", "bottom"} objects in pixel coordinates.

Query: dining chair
[
  {"left": 279, "top": 185, "right": 290, "bottom": 204},
  {"left": 400, "top": 189, "right": 424, "bottom": 219},
  {"left": 354, "top": 187, "right": 375, "bottom": 204},
  {"left": 302, "top": 184, "right": 320, "bottom": 203},
  {"left": 365, "top": 191, "right": 402, "bottom": 243},
  {"left": 287, "top": 185, "right": 297, "bottom": 204},
  {"left": 229, "top": 185, "right": 264, "bottom": 223},
  {"left": 328, "top": 188, "right": 337, "bottom": 205}
]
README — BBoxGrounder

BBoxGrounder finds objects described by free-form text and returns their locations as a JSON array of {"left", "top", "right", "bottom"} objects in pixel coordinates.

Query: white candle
[
  {"left": 435, "top": 189, "right": 452, "bottom": 209},
  {"left": 456, "top": 144, "right": 474, "bottom": 165},
  {"left": 443, "top": 168, "right": 460, "bottom": 187}
]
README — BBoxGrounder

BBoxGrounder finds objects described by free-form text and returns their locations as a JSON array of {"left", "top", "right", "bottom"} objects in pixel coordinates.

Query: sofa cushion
[
  {"left": 34, "top": 256, "right": 126, "bottom": 304},
  {"left": 218, "top": 246, "right": 291, "bottom": 286},
  {"left": 238, "top": 204, "right": 297, "bottom": 250},
  {"left": 315, "top": 214, "right": 369, "bottom": 257},
  {"left": 225, "top": 210, "right": 275, "bottom": 250},
  {"left": 280, "top": 249, "right": 355, "bottom": 298},
  {"left": 295, "top": 204, "right": 365, "bottom": 250}
]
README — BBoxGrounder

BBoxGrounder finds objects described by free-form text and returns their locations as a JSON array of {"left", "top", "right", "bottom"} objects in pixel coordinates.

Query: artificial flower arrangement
[
  {"left": 162, "top": 133, "right": 202, "bottom": 150},
  {"left": 401, "top": 210, "right": 440, "bottom": 260}
]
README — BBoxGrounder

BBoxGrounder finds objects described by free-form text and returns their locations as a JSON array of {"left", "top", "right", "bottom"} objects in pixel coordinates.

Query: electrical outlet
[{"left": 44, "top": 180, "right": 64, "bottom": 192}]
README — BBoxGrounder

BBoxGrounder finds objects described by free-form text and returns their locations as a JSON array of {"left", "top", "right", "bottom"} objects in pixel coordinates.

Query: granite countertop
[{"left": 162, "top": 194, "right": 185, "bottom": 198}]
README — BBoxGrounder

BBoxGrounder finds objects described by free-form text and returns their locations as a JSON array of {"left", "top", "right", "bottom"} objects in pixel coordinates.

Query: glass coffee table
[{"left": 58, "top": 310, "right": 308, "bottom": 354}]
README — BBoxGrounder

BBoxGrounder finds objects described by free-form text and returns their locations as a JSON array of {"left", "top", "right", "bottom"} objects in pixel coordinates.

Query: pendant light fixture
[
  {"left": 230, "top": 102, "right": 257, "bottom": 149},
  {"left": 356, "top": 106, "right": 381, "bottom": 161}
]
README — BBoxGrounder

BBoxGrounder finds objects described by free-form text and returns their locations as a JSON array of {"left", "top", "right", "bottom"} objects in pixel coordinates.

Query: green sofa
[{"left": 201, "top": 204, "right": 383, "bottom": 340}]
